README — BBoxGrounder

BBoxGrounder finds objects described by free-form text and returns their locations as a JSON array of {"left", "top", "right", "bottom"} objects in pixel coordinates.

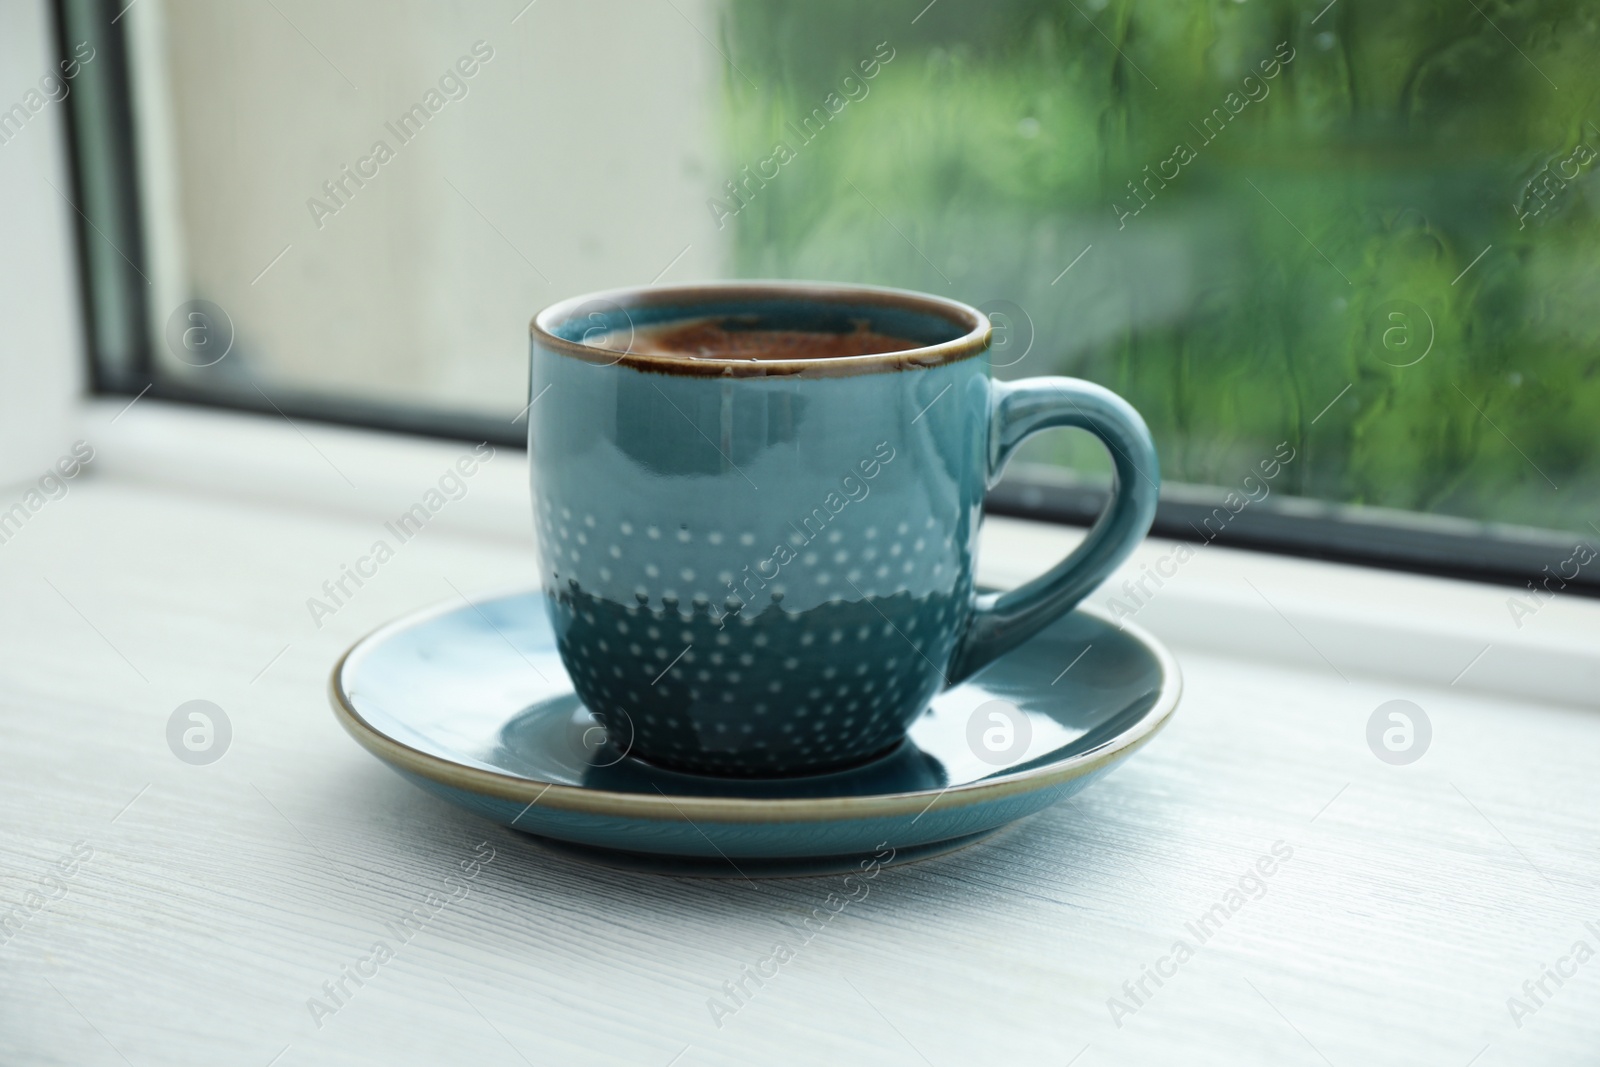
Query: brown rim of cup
[{"left": 530, "top": 280, "right": 993, "bottom": 378}]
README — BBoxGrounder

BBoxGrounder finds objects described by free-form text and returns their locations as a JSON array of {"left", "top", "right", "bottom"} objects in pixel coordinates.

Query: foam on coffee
[{"left": 585, "top": 316, "right": 922, "bottom": 360}]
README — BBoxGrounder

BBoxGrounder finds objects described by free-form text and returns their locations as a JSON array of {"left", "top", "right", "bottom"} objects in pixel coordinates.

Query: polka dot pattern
[
  {"left": 534, "top": 500, "right": 962, "bottom": 628},
  {"left": 548, "top": 572, "right": 969, "bottom": 776},
  {"left": 527, "top": 365, "right": 981, "bottom": 776}
]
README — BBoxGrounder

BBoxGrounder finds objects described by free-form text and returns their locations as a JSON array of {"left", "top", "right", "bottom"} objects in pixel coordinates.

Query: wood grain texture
[{"left": 2, "top": 469, "right": 1598, "bottom": 1066}]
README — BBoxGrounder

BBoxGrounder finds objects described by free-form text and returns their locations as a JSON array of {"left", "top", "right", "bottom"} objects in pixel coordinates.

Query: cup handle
[{"left": 947, "top": 376, "right": 1160, "bottom": 684}]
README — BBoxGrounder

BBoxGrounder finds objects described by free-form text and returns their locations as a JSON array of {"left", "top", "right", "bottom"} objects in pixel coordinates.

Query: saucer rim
[{"left": 328, "top": 586, "right": 1181, "bottom": 824}]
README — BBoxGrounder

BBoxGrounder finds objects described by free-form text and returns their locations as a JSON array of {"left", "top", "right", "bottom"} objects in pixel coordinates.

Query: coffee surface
[{"left": 586, "top": 317, "right": 921, "bottom": 360}]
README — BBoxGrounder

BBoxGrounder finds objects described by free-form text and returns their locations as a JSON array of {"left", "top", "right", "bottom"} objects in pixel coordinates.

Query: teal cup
[{"left": 529, "top": 281, "right": 1158, "bottom": 777}]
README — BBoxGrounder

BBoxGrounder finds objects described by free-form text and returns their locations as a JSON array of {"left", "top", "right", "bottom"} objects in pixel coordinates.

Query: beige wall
[
  {"left": 129, "top": 0, "right": 727, "bottom": 414},
  {"left": 0, "top": 0, "right": 87, "bottom": 485}
]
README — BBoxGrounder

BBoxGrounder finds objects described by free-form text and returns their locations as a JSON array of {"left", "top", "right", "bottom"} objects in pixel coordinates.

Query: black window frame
[{"left": 54, "top": 0, "right": 1600, "bottom": 599}]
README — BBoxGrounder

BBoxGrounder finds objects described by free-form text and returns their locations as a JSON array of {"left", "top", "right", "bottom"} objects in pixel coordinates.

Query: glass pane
[
  {"left": 125, "top": 0, "right": 1597, "bottom": 536},
  {"left": 126, "top": 0, "right": 727, "bottom": 413}
]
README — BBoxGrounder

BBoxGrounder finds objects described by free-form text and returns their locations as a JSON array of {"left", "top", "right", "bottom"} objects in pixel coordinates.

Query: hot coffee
[
  {"left": 531, "top": 282, "right": 1159, "bottom": 776},
  {"left": 586, "top": 316, "right": 920, "bottom": 360}
]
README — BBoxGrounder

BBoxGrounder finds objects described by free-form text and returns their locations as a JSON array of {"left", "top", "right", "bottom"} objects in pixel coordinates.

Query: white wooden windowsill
[{"left": 3, "top": 400, "right": 1597, "bottom": 1066}]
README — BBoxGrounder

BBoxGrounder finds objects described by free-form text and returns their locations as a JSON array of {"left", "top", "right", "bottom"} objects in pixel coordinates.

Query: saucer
[{"left": 329, "top": 588, "right": 1181, "bottom": 877}]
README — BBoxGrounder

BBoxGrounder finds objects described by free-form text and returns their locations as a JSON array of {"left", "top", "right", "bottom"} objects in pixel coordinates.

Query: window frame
[{"left": 54, "top": 0, "right": 1600, "bottom": 599}]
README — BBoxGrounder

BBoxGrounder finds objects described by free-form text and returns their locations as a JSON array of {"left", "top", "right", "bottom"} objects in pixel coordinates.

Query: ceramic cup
[{"left": 528, "top": 282, "right": 1158, "bottom": 777}]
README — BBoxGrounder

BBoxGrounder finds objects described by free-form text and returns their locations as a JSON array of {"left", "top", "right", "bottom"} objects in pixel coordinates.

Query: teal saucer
[{"left": 330, "top": 588, "right": 1180, "bottom": 877}]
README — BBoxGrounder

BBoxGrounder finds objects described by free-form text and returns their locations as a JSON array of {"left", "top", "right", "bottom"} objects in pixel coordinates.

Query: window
[{"left": 56, "top": 0, "right": 1599, "bottom": 591}]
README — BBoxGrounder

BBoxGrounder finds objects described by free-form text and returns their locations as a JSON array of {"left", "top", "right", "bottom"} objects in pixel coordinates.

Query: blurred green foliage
[{"left": 717, "top": 0, "right": 1600, "bottom": 533}]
